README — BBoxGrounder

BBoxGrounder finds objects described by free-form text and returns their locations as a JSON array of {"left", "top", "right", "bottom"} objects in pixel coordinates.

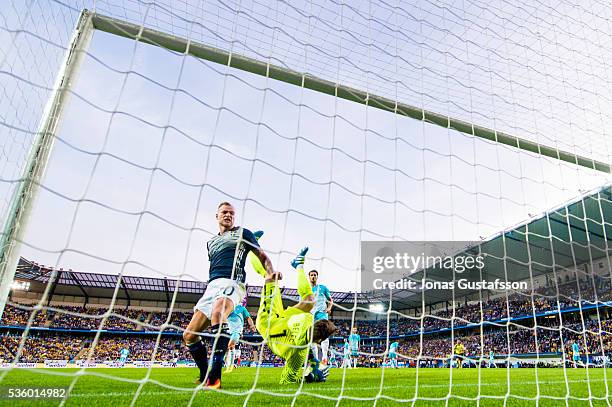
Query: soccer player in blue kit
[
  {"left": 572, "top": 341, "right": 581, "bottom": 368},
  {"left": 182, "top": 202, "right": 273, "bottom": 388},
  {"left": 119, "top": 347, "right": 129, "bottom": 367},
  {"left": 348, "top": 327, "right": 361, "bottom": 368},
  {"left": 225, "top": 297, "right": 256, "bottom": 372},
  {"left": 388, "top": 341, "right": 399, "bottom": 369},
  {"left": 308, "top": 269, "right": 333, "bottom": 364}
]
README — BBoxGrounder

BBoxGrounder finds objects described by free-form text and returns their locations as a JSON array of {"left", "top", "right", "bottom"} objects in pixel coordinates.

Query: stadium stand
[{"left": 1, "top": 262, "right": 610, "bottom": 366}]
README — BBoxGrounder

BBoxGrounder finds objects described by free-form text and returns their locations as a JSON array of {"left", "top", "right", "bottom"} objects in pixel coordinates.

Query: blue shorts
[
  {"left": 389, "top": 352, "right": 397, "bottom": 359},
  {"left": 573, "top": 355, "right": 580, "bottom": 362},
  {"left": 230, "top": 332, "right": 241, "bottom": 343},
  {"left": 313, "top": 311, "right": 329, "bottom": 322},
  {"left": 119, "top": 356, "right": 127, "bottom": 362},
  {"left": 351, "top": 350, "right": 358, "bottom": 357}
]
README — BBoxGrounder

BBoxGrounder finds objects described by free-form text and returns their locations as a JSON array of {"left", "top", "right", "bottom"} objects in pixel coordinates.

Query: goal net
[{"left": 0, "top": 0, "right": 611, "bottom": 404}]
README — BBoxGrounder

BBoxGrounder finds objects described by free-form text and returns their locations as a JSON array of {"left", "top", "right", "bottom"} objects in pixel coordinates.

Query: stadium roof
[
  {"left": 13, "top": 258, "right": 372, "bottom": 307},
  {"left": 369, "top": 184, "right": 612, "bottom": 309},
  {"left": 13, "top": 185, "right": 611, "bottom": 311}
]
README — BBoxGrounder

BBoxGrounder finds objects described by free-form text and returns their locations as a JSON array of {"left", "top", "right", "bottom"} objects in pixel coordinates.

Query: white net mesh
[{"left": 0, "top": 0, "right": 611, "bottom": 405}]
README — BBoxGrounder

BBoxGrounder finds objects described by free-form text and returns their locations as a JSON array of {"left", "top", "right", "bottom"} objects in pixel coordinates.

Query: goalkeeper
[{"left": 254, "top": 247, "right": 338, "bottom": 384}]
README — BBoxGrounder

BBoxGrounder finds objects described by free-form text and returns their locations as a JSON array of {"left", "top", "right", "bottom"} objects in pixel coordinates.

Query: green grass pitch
[{"left": 0, "top": 367, "right": 610, "bottom": 406}]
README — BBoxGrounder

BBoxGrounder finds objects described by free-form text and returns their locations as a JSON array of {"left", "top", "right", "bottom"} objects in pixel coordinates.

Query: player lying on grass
[{"left": 256, "top": 247, "right": 338, "bottom": 384}]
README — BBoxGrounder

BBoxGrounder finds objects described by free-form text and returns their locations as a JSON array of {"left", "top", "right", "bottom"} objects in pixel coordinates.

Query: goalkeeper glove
[
  {"left": 253, "top": 230, "right": 264, "bottom": 240},
  {"left": 304, "top": 365, "right": 329, "bottom": 383},
  {"left": 291, "top": 247, "right": 309, "bottom": 269}
]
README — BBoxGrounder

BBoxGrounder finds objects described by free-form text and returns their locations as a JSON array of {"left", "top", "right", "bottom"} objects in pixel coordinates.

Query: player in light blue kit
[
  {"left": 348, "top": 327, "right": 360, "bottom": 368},
  {"left": 488, "top": 350, "right": 496, "bottom": 368},
  {"left": 388, "top": 341, "right": 399, "bottom": 369},
  {"left": 225, "top": 297, "right": 256, "bottom": 372},
  {"left": 308, "top": 269, "right": 333, "bottom": 364},
  {"left": 572, "top": 341, "right": 581, "bottom": 368},
  {"left": 119, "top": 347, "right": 130, "bottom": 367},
  {"left": 329, "top": 348, "right": 338, "bottom": 368},
  {"left": 342, "top": 340, "right": 352, "bottom": 368}
]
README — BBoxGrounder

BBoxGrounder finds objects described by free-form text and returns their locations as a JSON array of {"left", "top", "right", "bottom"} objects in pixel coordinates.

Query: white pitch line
[{"left": 65, "top": 378, "right": 610, "bottom": 398}]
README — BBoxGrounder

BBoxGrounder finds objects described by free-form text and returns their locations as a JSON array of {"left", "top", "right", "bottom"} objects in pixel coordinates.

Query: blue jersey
[
  {"left": 311, "top": 284, "right": 331, "bottom": 319},
  {"left": 572, "top": 343, "right": 580, "bottom": 355},
  {"left": 120, "top": 348, "right": 129, "bottom": 358},
  {"left": 207, "top": 227, "right": 259, "bottom": 283},
  {"left": 389, "top": 342, "right": 398, "bottom": 354},
  {"left": 343, "top": 343, "right": 350, "bottom": 356},
  {"left": 489, "top": 351, "right": 494, "bottom": 360},
  {"left": 228, "top": 304, "right": 250, "bottom": 335},
  {"left": 349, "top": 333, "right": 360, "bottom": 351}
]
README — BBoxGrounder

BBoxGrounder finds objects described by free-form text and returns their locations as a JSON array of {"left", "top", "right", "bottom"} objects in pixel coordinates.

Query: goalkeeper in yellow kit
[{"left": 250, "top": 245, "right": 337, "bottom": 384}]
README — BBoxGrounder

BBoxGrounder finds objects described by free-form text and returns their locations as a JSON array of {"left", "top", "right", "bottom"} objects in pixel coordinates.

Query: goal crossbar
[{"left": 90, "top": 11, "right": 610, "bottom": 174}]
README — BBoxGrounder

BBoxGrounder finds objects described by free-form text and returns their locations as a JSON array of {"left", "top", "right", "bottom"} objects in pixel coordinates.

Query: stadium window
[{"left": 10, "top": 280, "right": 30, "bottom": 291}]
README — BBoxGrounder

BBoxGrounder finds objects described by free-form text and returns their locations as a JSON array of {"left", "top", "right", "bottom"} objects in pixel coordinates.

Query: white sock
[
  {"left": 310, "top": 344, "right": 320, "bottom": 361},
  {"left": 321, "top": 339, "right": 329, "bottom": 361},
  {"left": 227, "top": 349, "right": 233, "bottom": 367}
]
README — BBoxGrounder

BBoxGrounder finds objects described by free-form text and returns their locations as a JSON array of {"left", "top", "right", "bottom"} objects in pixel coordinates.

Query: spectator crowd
[{"left": 0, "top": 275, "right": 610, "bottom": 365}]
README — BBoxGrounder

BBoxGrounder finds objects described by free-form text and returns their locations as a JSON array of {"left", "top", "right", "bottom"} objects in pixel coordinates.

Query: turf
[{"left": 0, "top": 367, "right": 610, "bottom": 406}]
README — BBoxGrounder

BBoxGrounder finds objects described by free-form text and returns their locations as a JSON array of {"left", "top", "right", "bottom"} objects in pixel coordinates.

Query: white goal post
[{"left": 0, "top": 10, "right": 94, "bottom": 319}]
